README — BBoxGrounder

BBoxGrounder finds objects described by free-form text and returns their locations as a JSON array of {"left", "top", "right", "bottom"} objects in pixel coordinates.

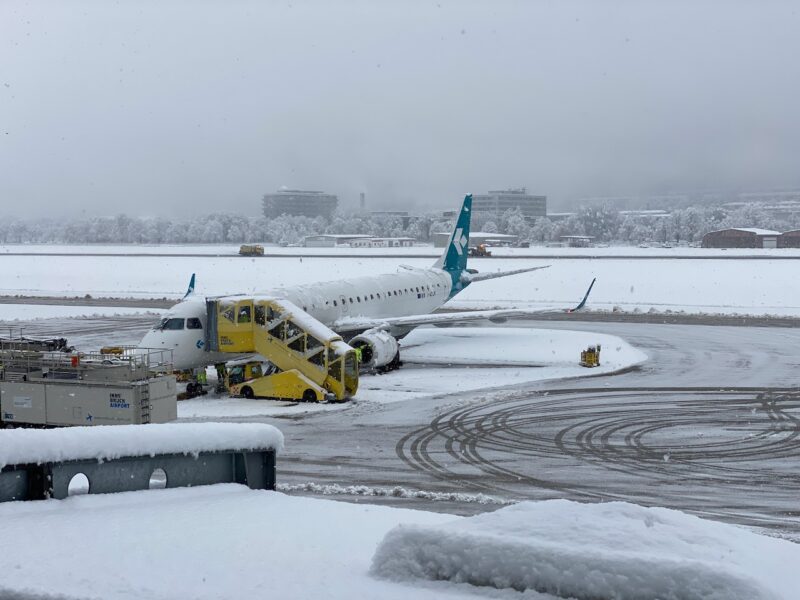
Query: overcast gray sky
[{"left": 2, "top": 0, "right": 799, "bottom": 217}]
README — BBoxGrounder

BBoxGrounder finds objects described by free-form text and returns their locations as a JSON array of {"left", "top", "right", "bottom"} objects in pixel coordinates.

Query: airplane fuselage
[
  {"left": 137, "top": 194, "right": 567, "bottom": 373},
  {"left": 271, "top": 267, "right": 453, "bottom": 325},
  {"left": 139, "top": 267, "right": 456, "bottom": 370}
]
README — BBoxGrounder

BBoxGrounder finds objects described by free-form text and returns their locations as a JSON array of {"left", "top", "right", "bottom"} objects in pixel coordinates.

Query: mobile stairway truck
[{"left": 204, "top": 296, "right": 359, "bottom": 402}]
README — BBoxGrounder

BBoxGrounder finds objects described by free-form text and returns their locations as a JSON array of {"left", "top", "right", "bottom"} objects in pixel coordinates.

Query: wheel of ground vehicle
[
  {"left": 186, "top": 382, "right": 196, "bottom": 396},
  {"left": 302, "top": 389, "right": 317, "bottom": 402},
  {"left": 242, "top": 386, "right": 254, "bottom": 399}
]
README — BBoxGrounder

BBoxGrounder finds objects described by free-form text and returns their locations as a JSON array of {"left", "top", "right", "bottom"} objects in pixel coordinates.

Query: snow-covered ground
[
  {"left": 372, "top": 499, "right": 800, "bottom": 600},
  {"left": 0, "top": 486, "right": 459, "bottom": 600},
  {"left": 2, "top": 486, "right": 798, "bottom": 600},
  {"left": 179, "top": 327, "right": 645, "bottom": 418},
  {"left": 1, "top": 247, "right": 799, "bottom": 316},
  {"left": 0, "top": 303, "right": 162, "bottom": 321}
]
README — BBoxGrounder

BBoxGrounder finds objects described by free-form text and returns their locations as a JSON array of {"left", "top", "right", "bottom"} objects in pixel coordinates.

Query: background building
[
  {"left": 778, "top": 230, "right": 800, "bottom": 248},
  {"left": 349, "top": 237, "right": 416, "bottom": 248},
  {"left": 262, "top": 189, "right": 338, "bottom": 219},
  {"left": 303, "top": 234, "right": 373, "bottom": 247},
  {"left": 473, "top": 188, "right": 546, "bottom": 221},
  {"left": 432, "top": 231, "right": 519, "bottom": 248},
  {"left": 560, "top": 235, "right": 595, "bottom": 248},
  {"left": 304, "top": 234, "right": 416, "bottom": 248},
  {"left": 701, "top": 228, "right": 780, "bottom": 248}
]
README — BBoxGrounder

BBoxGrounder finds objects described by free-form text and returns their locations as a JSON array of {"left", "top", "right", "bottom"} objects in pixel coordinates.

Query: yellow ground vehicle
[
  {"left": 239, "top": 244, "right": 264, "bottom": 256},
  {"left": 100, "top": 346, "right": 125, "bottom": 355},
  {"left": 206, "top": 297, "right": 358, "bottom": 402},
  {"left": 225, "top": 361, "right": 330, "bottom": 402},
  {"left": 580, "top": 345, "right": 601, "bottom": 367},
  {"left": 468, "top": 244, "right": 492, "bottom": 257}
]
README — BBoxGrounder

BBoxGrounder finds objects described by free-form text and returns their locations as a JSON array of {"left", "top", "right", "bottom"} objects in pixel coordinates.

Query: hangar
[
  {"left": 778, "top": 230, "right": 800, "bottom": 248},
  {"left": 701, "top": 228, "right": 780, "bottom": 249}
]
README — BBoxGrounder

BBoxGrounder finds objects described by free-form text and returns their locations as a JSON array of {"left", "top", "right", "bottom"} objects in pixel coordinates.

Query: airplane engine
[{"left": 350, "top": 329, "right": 400, "bottom": 370}]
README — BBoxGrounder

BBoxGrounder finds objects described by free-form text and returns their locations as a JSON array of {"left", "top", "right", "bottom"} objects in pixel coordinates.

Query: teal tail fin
[
  {"left": 433, "top": 195, "right": 472, "bottom": 298},
  {"left": 182, "top": 273, "right": 196, "bottom": 299},
  {"left": 433, "top": 194, "right": 472, "bottom": 274}
]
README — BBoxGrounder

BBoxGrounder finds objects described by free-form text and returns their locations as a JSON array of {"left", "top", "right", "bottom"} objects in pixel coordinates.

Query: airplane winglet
[
  {"left": 566, "top": 278, "right": 596, "bottom": 312},
  {"left": 182, "top": 273, "right": 196, "bottom": 299}
]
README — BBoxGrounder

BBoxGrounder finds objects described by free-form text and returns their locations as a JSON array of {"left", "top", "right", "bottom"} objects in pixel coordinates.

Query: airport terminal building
[
  {"left": 262, "top": 189, "right": 338, "bottom": 220},
  {"left": 473, "top": 188, "right": 547, "bottom": 222}
]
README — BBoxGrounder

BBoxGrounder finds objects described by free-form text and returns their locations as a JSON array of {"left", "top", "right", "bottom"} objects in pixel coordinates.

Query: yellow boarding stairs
[{"left": 205, "top": 296, "right": 358, "bottom": 402}]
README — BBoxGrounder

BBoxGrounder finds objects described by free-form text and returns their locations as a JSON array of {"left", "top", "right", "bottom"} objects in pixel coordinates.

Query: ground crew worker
[
  {"left": 215, "top": 363, "right": 227, "bottom": 393},
  {"left": 196, "top": 368, "right": 207, "bottom": 386},
  {"left": 354, "top": 346, "right": 363, "bottom": 364}
]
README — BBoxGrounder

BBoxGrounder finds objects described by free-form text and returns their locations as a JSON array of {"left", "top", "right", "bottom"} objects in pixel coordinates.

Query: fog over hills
[{"left": 2, "top": 1, "right": 799, "bottom": 217}]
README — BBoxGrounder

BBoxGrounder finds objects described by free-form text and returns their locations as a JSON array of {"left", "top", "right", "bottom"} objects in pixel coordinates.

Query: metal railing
[{"left": 0, "top": 337, "right": 173, "bottom": 384}]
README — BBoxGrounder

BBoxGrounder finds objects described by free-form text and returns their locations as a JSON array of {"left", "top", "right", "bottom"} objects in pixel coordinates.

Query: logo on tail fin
[{"left": 453, "top": 228, "right": 468, "bottom": 255}]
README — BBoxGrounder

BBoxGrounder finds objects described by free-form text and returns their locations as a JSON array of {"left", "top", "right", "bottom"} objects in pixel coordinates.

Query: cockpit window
[
  {"left": 154, "top": 317, "right": 185, "bottom": 330},
  {"left": 186, "top": 318, "right": 202, "bottom": 330}
]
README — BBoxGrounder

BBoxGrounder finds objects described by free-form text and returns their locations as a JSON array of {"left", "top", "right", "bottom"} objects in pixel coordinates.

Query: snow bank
[
  {"left": 278, "top": 482, "right": 512, "bottom": 505},
  {"left": 371, "top": 500, "right": 800, "bottom": 600},
  {"left": 0, "top": 422, "right": 283, "bottom": 468},
  {"left": 0, "top": 486, "right": 460, "bottom": 600}
]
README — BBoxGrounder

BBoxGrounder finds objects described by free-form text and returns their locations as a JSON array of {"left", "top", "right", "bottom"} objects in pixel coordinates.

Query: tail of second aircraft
[
  {"left": 433, "top": 194, "right": 553, "bottom": 298},
  {"left": 433, "top": 194, "right": 472, "bottom": 273},
  {"left": 432, "top": 194, "right": 472, "bottom": 297}
]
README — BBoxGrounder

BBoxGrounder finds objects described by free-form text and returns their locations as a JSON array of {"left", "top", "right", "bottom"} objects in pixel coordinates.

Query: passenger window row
[
  {"left": 155, "top": 279, "right": 444, "bottom": 331},
  {"left": 322, "top": 282, "right": 443, "bottom": 308}
]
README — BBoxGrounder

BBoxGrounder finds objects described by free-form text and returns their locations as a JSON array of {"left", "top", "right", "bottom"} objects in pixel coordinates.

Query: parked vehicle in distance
[
  {"left": 239, "top": 244, "right": 264, "bottom": 256},
  {"left": 469, "top": 243, "right": 492, "bottom": 257}
]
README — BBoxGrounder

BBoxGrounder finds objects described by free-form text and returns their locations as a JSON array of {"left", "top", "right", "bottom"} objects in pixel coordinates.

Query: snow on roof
[
  {"left": 372, "top": 499, "right": 800, "bottom": 599},
  {"left": 469, "top": 231, "right": 518, "bottom": 238},
  {"left": 734, "top": 228, "right": 780, "bottom": 235},
  {"left": 304, "top": 234, "right": 374, "bottom": 240},
  {"left": 0, "top": 422, "right": 283, "bottom": 468},
  {"left": 432, "top": 231, "right": 518, "bottom": 238},
  {"left": 706, "top": 227, "right": 780, "bottom": 236}
]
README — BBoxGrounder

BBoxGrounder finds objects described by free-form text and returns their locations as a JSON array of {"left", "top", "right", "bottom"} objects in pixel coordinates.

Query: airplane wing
[
  {"left": 333, "top": 278, "right": 596, "bottom": 334},
  {"left": 461, "top": 265, "right": 549, "bottom": 283}
]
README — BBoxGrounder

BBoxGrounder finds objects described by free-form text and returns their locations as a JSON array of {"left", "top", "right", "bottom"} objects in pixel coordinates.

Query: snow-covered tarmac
[
  {"left": 0, "top": 303, "right": 162, "bottom": 321},
  {"left": 1, "top": 246, "right": 799, "bottom": 599},
  {"left": 179, "top": 327, "right": 645, "bottom": 418},
  {"left": 1, "top": 244, "right": 800, "bottom": 316}
]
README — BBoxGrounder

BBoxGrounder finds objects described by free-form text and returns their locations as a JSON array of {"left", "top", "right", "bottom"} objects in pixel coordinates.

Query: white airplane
[{"left": 138, "top": 195, "right": 595, "bottom": 371}]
